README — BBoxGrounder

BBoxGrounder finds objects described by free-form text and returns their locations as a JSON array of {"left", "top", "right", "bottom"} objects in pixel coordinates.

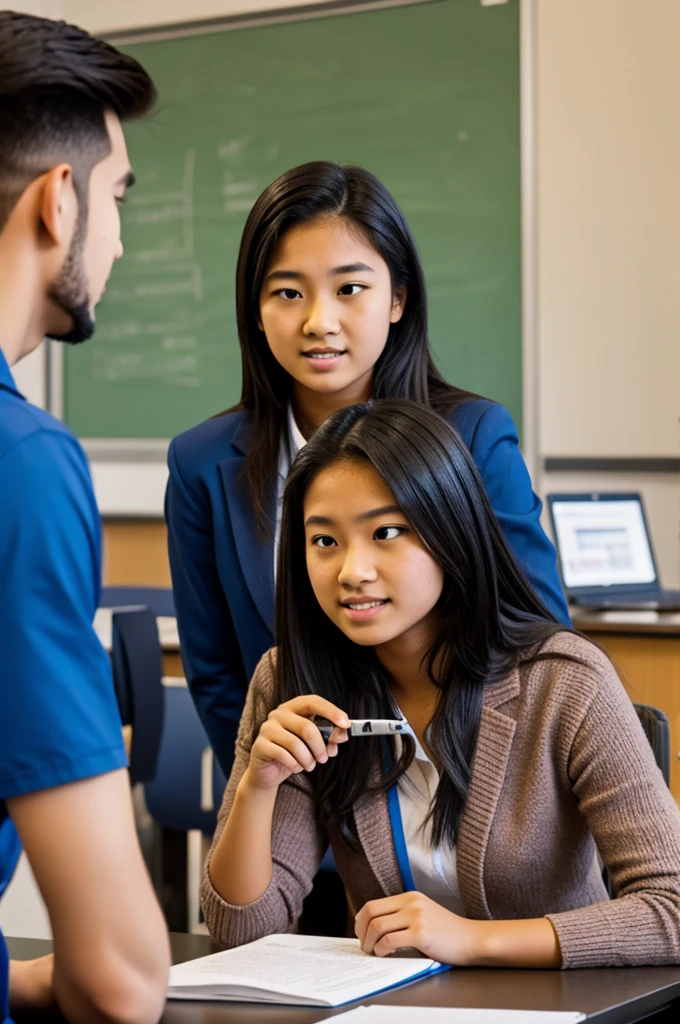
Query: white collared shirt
[
  {"left": 397, "top": 732, "right": 465, "bottom": 916},
  {"left": 274, "top": 406, "right": 307, "bottom": 577}
]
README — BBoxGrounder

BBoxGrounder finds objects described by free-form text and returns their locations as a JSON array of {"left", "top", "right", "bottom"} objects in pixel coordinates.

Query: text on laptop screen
[{"left": 552, "top": 499, "right": 656, "bottom": 589}]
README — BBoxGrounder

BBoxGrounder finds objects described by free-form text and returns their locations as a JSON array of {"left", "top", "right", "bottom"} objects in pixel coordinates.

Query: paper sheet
[{"left": 328, "top": 1008, "right": 585, "bottom": 1023}]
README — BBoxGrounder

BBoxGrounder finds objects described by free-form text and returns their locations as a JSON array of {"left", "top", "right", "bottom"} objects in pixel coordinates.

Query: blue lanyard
[
  {"left": 382, "top": 739, "right": 417, "bottom": 892},
  {"left": 387, "top": 782, "right": 417, "bottom": 891}
]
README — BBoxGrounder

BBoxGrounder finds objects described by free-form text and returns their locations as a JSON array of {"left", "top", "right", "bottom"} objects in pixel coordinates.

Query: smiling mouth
[
  {"left": 341, "top": 599, "right": 389, "bottom": 610},
  {"left": 303, "top": 348, "right": 346, "bottom": 359}
]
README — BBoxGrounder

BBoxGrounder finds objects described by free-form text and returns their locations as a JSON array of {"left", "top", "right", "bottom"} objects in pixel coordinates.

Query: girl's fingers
[
  {"left": 262, "top": 721, "right": 325, "bottom": 771},
  {"left": 286, "top": 696, "right": 351, "bottom": 730},
  {"left": 328, "top": 727, "right": 349, "bottom": 745},
  {"left": 373, "top": 928, "right": 415, "bottom": 958},
  {"left": 355, "top": 896, "right": 405, "bottom": 944},
  {"left": 360, "top": 910, "right": 411, "bottom": 954},
  {"left": 273, "top": 709, "right": 330, "bottom": 763},
  {"left": 253, "top": 738, "right": 305, "bottom": 775}
]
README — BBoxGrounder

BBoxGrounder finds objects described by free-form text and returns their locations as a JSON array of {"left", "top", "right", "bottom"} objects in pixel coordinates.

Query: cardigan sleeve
[
  {"left": 199, "top": 650, "right": 327, "bottom": 947},
  {"left": 546, "top": 652, "right": 680, "bottom": 967}
]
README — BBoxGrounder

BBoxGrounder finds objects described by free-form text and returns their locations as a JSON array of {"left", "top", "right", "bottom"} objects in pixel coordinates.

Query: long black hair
[
  {"left": 233, "top": 161, "right": 474, "bottom": 535},
  {"left": 276, "top": 400, "right": 570, "bottom": 848}
]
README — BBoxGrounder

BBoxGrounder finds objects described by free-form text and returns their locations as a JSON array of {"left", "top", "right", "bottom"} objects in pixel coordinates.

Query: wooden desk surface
[
  {"left": 7, "top": 933, "right": 680, "bottom": 1023},
  {"left": 571, "top": 608, "right": 680, "bottom": 637}
]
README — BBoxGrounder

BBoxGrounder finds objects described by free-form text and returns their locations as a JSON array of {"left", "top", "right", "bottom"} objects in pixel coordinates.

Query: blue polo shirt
[{"left": 0, "top": 348, "right": 127, "bottom": 1023}]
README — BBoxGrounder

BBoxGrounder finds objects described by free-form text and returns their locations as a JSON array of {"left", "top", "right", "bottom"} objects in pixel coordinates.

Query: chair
[
  {"left": 110, "top": 606, "right": 165, "bottom": 786},
  {"left": 101, "top": 586, "right": 175, "bottom": 618},
  {"left": 634, "top": 703, "right": 671, "bottom": 786},
  {"left": 144, "top": 685, "right": 226, "bottom": 933}
]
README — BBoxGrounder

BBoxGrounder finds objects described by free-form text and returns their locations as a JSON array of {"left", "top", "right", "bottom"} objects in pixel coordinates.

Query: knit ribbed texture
[{"left": 201, "top": 634, "right": 680, "bottom": 967}]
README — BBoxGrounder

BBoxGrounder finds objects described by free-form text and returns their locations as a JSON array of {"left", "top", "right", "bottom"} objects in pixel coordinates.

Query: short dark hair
[
  {"left": 276, "top": 400, "right": 568, "bottom": 848},
  {"left": 0, "top": 11, "right": 156, "bottom": 230}
]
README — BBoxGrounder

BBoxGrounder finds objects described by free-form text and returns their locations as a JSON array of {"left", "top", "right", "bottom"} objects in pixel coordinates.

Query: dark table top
[{"left": 7, "top": 933, "right": 680, "bottom": 1023}]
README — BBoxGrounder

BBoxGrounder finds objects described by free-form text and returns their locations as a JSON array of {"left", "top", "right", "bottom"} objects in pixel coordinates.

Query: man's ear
[
  {"left": 38, "top": 164, "right": 78, "bottom": 249},
  {"left": 390, "top": 285, "right": 407, "bottom": 324}
]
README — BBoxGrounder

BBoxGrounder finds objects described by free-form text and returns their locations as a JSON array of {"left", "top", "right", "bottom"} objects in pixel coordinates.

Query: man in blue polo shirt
[{"left": 0, "top": 12, "right": 169, "bottom": 1024}]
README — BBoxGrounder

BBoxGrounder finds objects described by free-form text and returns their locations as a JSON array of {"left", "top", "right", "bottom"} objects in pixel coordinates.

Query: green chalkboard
[{"left": 64, "top": 0, "right": 521, "bottom": 438}]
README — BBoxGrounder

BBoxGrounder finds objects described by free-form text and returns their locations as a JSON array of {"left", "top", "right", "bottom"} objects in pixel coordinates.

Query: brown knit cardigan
[{"left": 200, "top": 632, "right": 680, "bottom": 968}]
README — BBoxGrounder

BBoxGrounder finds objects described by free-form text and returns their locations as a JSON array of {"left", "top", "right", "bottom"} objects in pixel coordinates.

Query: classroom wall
[
  {"left": 64, "top": 0, "right": 321, "bottom": 32},
  {"left": 9, "top": 0, "right": 680, "bottom": 585},
  {"left": 536, "top": 0, "right": 680, "bottom": 585}
]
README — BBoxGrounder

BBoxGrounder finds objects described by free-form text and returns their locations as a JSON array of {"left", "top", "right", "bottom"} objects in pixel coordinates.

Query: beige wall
[
  {"left": 535, "top": 0, "right": 680, "bottom": 585},
  {"left": 10, "top": 0, "right": 62, "bottom": 15},
  {"left": 64, "top": 0, "right": 321, "bottom": 33},
  {"left": 537, "top": 0, "right": 680, "bottom": 458}
]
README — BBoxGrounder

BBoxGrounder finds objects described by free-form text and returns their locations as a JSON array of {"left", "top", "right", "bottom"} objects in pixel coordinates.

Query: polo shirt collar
[{"left": 0, "top": 347, "right": 24, "bottom": 399}]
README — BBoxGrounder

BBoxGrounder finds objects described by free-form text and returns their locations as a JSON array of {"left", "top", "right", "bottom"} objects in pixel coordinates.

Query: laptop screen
[{"left": 549, "top": 495, "right": 657, "bottom": 590}]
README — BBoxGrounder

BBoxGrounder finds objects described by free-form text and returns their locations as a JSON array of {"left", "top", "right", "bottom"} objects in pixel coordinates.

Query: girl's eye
[
  {"left": 374, "top": 526, "right": 407, "bottom": 541},
  {"left": 338, "top": 283, "right": 365, "bottom": 297},
  {"left": 312, "top": 535, "right": 337, "bottom": 549},
  {"left": 275, "top": 288, "right": 302, "bottom": 300}
]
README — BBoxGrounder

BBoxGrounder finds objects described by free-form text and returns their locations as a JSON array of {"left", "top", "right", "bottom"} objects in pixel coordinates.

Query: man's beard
[{"left": 45, "top": 227, "right": 95, "bottom": 345}]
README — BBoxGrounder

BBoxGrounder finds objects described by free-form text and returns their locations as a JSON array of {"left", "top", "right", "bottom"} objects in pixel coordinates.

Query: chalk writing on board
[
  {"left": 218, "top": 138, "right": 258, "bottom": 218},
  {"left": 129, "top": 149, "right": 197, "bottom": 264}
]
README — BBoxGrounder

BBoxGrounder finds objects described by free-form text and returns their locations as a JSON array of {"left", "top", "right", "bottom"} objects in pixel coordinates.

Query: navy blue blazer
[{"left": 166, "top": 399, "right": 569, "bottom": 776}]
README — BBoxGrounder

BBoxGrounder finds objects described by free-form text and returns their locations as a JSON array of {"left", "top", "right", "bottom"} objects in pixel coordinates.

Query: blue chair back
[
  {"left": 101, "top": 586, "right": 175, "bottom": 618},
  {"left": 111, "top": 607, "right": 165, "bottom": 785},
  {"left": 145, "top": 686, "right": 226, "bottom": 834}
]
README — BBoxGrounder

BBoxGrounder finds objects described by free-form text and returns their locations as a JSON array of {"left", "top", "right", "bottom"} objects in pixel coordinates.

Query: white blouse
[
  {"left": 396, "top": 732, "right": 465, "bottom": 916},
  {"left": 274, "top": 406, "right": 307, "bottom": 577}
]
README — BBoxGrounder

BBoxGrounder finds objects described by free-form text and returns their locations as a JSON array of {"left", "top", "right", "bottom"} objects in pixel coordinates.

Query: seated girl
[{"left": 200, "top": 400, "right": 680, "bottom": 968}]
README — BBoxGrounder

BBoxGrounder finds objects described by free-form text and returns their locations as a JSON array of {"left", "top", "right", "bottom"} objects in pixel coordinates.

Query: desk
[
  {"left": 572, "top": 610, "right": 680, "bottom": 805},
  {"left": 7, "top": 933, "right": 680, "bottom": 1023}
]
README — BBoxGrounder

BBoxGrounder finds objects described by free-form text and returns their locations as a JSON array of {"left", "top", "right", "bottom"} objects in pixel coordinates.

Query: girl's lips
[
  {"left": 341, "top": 599, "right": 390, "bottom": 622},
  {"left": 302, "top": 351, "right": 346, "bottom": 370}
]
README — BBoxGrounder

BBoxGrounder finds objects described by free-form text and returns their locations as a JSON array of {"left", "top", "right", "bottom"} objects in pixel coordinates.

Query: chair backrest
[
  {"left": 634, "top": 703, "right": 671, "bottom": 786},
  {"left": 145, "top": 686, "right": 226, "bottom": 835},
  {"left": 111, "top": 607, "right": 165, "bottom": 785},
  {"left": 101, "top": 586, "right": 175, "bottom": 618}
]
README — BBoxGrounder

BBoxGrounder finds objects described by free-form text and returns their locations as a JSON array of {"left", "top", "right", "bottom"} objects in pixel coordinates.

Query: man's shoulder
[{"left": 0, "top": 394, "right": 86, "bottom": 468}]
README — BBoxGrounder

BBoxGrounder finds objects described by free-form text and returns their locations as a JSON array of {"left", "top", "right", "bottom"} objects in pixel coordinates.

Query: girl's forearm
[
  {"left": 467, "top": 917, "right": 562, "bottom": 969},
  {"left": 208, "top": 774, "right": 278, "bottom": 906}
]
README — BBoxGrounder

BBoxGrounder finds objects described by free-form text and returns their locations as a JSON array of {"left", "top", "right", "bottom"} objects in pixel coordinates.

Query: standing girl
[
  {"left": 200, "top": 401, "right": 680, "bottom": 968},
  {"left": 166, "top": 161, "right": 569, "bottom": 776}
]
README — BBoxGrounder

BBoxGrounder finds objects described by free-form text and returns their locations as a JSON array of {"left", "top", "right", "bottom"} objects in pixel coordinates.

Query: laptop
[{"left": 547, "top": 492, "right": 680, "bottom": 611}]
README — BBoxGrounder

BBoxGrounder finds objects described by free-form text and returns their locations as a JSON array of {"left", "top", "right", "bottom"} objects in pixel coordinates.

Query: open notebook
[{"left": 167, "top": 934, "right": 448, "bottom": 1007}]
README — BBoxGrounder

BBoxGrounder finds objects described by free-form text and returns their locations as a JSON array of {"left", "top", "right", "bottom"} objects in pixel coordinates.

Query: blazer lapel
[
  {"left": 218, "top": 416, "right": 275, "bottom": 635},
  {"left": 456, "top": 669, "right": 520, "bottom": 920},
  {"left": 353, "top": 764, "right": 403, "bottom": 897}
]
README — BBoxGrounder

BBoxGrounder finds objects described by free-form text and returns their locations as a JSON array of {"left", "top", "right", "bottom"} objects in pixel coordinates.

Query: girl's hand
[
  {"left": 355, "top": 892, "right": 481, "bottom": 966},
  {"left": 244, "top": 696, "right": 350, "bottom": 791}
]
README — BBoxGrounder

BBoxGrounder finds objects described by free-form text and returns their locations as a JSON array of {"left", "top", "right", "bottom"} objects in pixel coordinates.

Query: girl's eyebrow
[
  {"left": 265, "top": 262, "right": 375, "bottom": 284},
  {"left": 305, "top": 504, "right": 402, "bottom": 528},
  {"left": 330, "top": 262, "right": 374, "bottom": 275}
]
